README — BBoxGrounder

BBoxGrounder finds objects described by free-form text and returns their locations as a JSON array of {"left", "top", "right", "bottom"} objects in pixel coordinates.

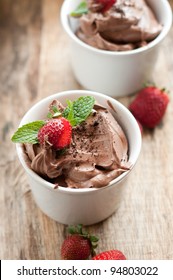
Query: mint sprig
[
  {"left": 63, "top": 96, "right": 95, "bottom": 126},
  {"left": 11, "top": 120, "right": 45, "bottom": 144},
  {"left": 11, "top": 96, "right": 95, "bottom": 145},
  {"left": 70, "top": 1, "right": 88, "bottom": 17}
]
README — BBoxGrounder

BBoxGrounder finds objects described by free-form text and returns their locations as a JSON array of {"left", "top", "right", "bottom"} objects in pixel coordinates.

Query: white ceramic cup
[
  {"left": 16, "top": 90, "right": 141, "bottom": 225},
  {"left": 61, "top": 0, "right": 172, "bottom": 97}
]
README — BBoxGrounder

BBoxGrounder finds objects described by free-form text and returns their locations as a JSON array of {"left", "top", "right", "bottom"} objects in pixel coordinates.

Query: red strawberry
[
  {"left": 38, "top": 117, "right": 72, "bottom": 149},
  {"left": 97, "top": 0, "right": 116, "bottom": 13},
  {"left": 61, "top": 235, "right": 91, "bottom": 260},
  {"left": 92, "top": 249, "right": 126, "bottom": 260},
  {"left": 61, "top": 225, "right": 99, "bottom": 260},
  {"left": 129, "top": 86, "right": 169, "bottom": 128}
]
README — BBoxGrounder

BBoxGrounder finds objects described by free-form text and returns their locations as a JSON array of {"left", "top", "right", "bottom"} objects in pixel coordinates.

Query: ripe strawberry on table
[
  {"left": 129, "top": 86, "right": 169, "bottom": 128},
  {"left": 92, "top": 249, "right": 126, "bottom": 260},
  {"left": 61, "top": 224, "right": 99, "bottom": 260}
]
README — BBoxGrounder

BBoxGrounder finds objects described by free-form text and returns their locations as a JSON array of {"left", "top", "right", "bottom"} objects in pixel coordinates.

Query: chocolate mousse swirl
[
  {"left": 76, "top": 0, "right": 162, "bottom": 51},
  {"left": 24, "top": 103, "right": 130, "bottom": 188}
]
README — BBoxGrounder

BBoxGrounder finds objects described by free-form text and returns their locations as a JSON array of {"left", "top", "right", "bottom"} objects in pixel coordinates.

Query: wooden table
[{"left": 0, "top": 0, "right": 173, "bottom": 260}]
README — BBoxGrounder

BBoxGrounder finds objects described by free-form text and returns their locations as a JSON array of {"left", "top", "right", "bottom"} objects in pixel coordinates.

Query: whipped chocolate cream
[
  {"left": 23, "top": 101, "right": 130, "bottom": 188},
  {"left": 76, "top": 0, "right": 162, "bottom": 51}
]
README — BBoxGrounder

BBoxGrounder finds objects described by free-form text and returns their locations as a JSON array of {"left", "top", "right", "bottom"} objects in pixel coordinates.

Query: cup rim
[
  {"left": 16, "top": 90, "right": 142, "bottom": 194},
  {"left": 61, "top": 0, "right": 172, "bottom": 56}
]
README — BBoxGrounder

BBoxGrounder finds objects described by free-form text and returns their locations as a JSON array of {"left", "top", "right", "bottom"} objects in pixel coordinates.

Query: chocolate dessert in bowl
[
  {"left": 12, "top": 90, "right": 141, "bottom": 225},
  {"left": 61, "top": 0, "right": 172, "bottom": 97}
]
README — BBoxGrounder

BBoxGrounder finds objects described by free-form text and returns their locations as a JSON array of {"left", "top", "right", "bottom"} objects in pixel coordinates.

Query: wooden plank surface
[{"left": 0, "top": 0, "right": 173, "bottom": 260}]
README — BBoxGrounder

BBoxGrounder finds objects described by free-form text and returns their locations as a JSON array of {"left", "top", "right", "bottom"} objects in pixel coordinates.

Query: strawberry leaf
[
  {"left": 68, "top": 225, "right": 78, "bottom": 235},
  {"left": 90, "top": 235, "right": 99, "bottom": 242},
  {"left": 70, "top": 1, "right": 88, "bottom": 17},
  {"left": 77, "top": 224, "right": 83, "bottom": 234},
  {"left": 92, "top": 244, "right": 98, "bottom": 249},
  {"left": 11, "top": 121, "right": 45, "bottom": 144}
]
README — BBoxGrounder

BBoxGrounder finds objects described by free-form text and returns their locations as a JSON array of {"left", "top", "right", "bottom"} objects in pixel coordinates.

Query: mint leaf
[
  {"left": 63, "top": 96, "right": 95, "bottom": 126},
  {"left": 52, "top": 105, "right": 59, "bottom": 113},
  {"left": 47, "top": 112, "right": 53, "bottom": 119},
  {"left": 72, "top": 96, "right": 95, "bottom": 125},
  {"left": 62, "top": 106, "right": 70, "bottom": 119},
  {"left": 66, "top": 100, "right": 75, "bottom": 122},
  {"left": 70, "top": 1, "right": 88, "bottom": 17},
  {"left": 11, "top": 120, "right": 45, "bottom": 144}
]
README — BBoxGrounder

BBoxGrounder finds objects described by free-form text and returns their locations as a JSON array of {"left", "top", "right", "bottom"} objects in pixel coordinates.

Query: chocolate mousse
[
  {"left": 74, "top": 0, "right": 162, "bottom": 51},
  {"left": 23, "top": 101, "right": 130, "bottom": 188}
]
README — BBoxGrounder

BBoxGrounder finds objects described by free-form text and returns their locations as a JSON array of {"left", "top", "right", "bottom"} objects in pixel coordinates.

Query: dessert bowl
[
  {"left": 61, "top": 0, "right": 172, "bottom": 97},
  {"left": 16, "top": 90, "right": 142, "bottom": 225}
]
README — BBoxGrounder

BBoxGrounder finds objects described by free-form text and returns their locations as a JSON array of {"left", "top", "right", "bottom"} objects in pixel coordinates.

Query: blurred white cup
[
  {"left": 16, "top": 90, "right": 141, "bottom": 225},
  {"left": 61, "top": 0, "right": 172, "bottom": 97}
]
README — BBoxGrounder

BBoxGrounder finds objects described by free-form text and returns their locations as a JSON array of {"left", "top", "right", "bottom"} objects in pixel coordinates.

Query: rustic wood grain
[{"left": 0, "top": 0, "right": 173, "bottom": 260}]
